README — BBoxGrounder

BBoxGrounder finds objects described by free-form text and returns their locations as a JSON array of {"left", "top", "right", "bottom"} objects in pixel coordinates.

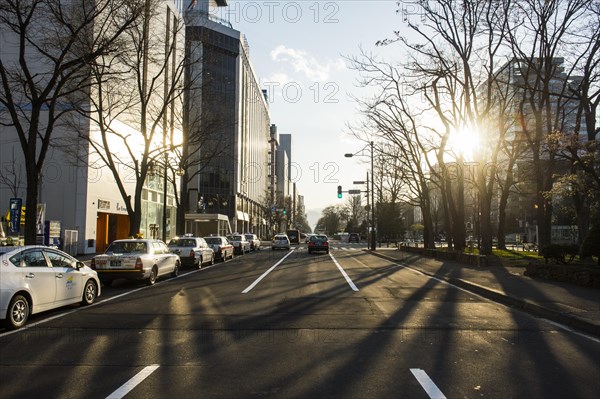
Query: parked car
[
  {"left": 308, "top": 234, "right": 329, "bottom": 254},
  {"left": 244, "top": 233, "right": 261, "bottom": 251},
  {"left": 228, "top": 234, "right": 251, "bottom": 255},
  {"left": 0, "top": 246, "right": 101, "bottom": 330},
  {"left": 204, "top": 236, "right": 234, "bottom": 262},
  {"left": 348, "top": 233, "right": 360, "bottom": 243},
  {"left": 168, "top": 235, "right": 214, "bottom": 269},
  {"left": 91, "top": 239, "right": 180, "bottom": 286},
  {"left": 272, "top": 234, "right": 291, "bottom": 250}
]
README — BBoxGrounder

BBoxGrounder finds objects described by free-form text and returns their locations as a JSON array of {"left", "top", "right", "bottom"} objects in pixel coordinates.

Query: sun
[{"left": 448, "top": 126, "right": 480, "bottom": 161}]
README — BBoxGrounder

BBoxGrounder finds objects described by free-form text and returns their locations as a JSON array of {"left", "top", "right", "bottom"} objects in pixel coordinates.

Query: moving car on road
[
  {"left": 204, "top": 236, "right": 234, "bottom": 262},
  {"left": 168, "top": 235, "right": 214, "bottom": 268},
  {"left": 0, "top": 246, "right": 101, "bottom": 330},
  {"left": 308, "top": 234, "right": 330, "bottom": 254},
  {"left": 286, "top": 229, "right": 300, "bottom": 245},
  {"left": 91, "top": 239, "right": 180, "bottom": 286},
  {"left": 272, "top": 234, "right": 291, "bottom": 250},
  {"left": 348, "top": 233, "right": 360, "bottom": 243}
]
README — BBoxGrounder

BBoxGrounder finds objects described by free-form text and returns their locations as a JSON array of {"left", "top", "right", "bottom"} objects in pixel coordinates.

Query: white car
[
  {"left": 91, "top": 239, "right": 180, "bottom": 286},
  {"left": 0, "top": 246, "right": 101, "bottom": 330},
  {"left": 272, "top": 234, "right": 291, "bottom": 250},
  {"left": 168, "top": 235, "right": 215, "bottom": 268}
]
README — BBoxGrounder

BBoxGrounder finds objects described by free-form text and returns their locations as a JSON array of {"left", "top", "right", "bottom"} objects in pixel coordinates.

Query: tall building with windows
[{"left": 183, "top": 0, "right": 271, "bottom": 238}]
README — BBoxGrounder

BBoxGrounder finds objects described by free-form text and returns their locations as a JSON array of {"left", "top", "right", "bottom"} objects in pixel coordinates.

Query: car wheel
[
  {"left": 81, "top": 280, "right": 97, "bottom": 306},
  {"left": 147, "top": 267, "right": 158, "bottom": 286},
  {"left": 171, "top": 261, "right": 180, "bottom": 277},
  {"left": 6, "top": 294, "right": 29, "bottom": 330}
]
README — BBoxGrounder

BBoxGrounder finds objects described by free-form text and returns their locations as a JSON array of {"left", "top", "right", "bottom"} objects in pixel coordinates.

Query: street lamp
[{"left": 345, "top": 141, "right": 376, "bottom": 251}]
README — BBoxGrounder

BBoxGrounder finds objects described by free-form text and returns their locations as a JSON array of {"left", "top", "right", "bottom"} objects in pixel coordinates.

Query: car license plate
[{"left": 110, "top": 260, "right": 122, "bottom": 267}]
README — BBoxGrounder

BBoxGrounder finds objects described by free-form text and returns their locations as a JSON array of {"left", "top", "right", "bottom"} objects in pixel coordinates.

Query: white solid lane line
[
  {"left": 242, "top": 249, "right": 295, "bottom": 293},
  {"left": 106, "top": 364, "right": 160, "bottom": 399},
  {"left": 410, "top": 368, "right": 447, "bottom": 399},
  {"left": 329, "top": 252, "right": 359, "bottom": 292}
]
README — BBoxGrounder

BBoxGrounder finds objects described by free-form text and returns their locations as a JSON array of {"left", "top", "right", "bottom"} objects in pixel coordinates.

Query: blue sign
[{"left": 9, "top": 198, "right": 22, "bottom": 235}]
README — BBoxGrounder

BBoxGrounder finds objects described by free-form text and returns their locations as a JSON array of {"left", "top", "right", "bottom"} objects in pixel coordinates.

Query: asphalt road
[{"left": 1, "top": 243, "right": 599, "bottom": 398}]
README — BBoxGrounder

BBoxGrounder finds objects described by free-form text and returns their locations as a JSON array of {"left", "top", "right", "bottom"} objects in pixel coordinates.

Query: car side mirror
[{"left": 76, "top": 261, "right": 85, "bottom": 270}]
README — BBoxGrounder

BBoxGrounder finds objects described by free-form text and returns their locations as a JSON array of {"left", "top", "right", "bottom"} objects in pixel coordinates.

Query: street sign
[
  {"left": 348, "top": 189, "right": 362, "bottom": 194},
  {"left": 353, "top": 181, "right": 365, "bottom": 185}
]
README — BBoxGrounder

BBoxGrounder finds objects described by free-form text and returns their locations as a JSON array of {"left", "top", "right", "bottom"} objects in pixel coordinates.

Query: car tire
[
  {"left": 171, "top": 262, "right": 180, "bottom": 278},
  {"left": 5, "top": 294, "right": 29, "bottom": 330},
  {"left": 81, "top": 280, "right": 98, "bottom": 306},
  {"left": 147, "top": 267, "right": 158, "bottom": 286}
]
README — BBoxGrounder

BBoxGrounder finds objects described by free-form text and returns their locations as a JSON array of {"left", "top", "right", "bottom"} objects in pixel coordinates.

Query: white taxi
[
  {"left": 0, "top": 246, "right": 101, "bottom": 330},
  {"left": 91, "top": 239, "right": 180, "bottom": 286}
]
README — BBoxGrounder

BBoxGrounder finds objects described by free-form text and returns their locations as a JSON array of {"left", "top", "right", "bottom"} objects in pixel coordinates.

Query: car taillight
[
  {"left": 135, "top": 257, "right": 143, "bottom": 270},
  {"left": 90, "top": 258, "right": 96, "bottom": 269}
]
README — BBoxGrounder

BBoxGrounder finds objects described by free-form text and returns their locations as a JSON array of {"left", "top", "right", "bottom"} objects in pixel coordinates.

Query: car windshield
[
  {"left": 275, "top": 235, "right": 287, "bottom": 240},
  {"left": 245, "top": 234, "right": 254, "bottom": 239},
  {"left": 205, "top": 237, "right": 222, "bottom": 245},
  {"left": 229, "top": 235, "right": 243, "bottom": 241},
  {"left": 106, "top": 241, "right": 147, "bottom": 254},
  {"left": 310, "top": 235, "right": 328, "bottom": 242},
  {"left": 168, "top": 238, "right": 196, "bottom": 247}
]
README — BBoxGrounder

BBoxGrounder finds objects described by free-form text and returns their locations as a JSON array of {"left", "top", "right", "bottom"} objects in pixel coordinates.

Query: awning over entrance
[{"left": 236, "top": 210, "right": 249, "bottom": 221}]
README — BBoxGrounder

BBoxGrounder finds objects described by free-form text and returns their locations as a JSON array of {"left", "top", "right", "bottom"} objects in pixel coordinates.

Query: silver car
[
  {"left": 168, "top": 235, "right": 215, "bottom": 268},
  {"left": 272, "top": 234, "right": 291, "bottom": 250},
  {"left": 0, "top": 246, "right": 101, "bottom": 330},
  {"left": 91, "top": 239, "right": 180, "bottom": 286},
  {"left": 227, "top": 234, "right": 251, "bottom": 255}
]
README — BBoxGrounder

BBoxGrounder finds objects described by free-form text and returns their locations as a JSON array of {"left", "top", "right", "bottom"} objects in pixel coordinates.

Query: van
[{"left": 286, "top": 229, "right": 300, "bottom": 244}]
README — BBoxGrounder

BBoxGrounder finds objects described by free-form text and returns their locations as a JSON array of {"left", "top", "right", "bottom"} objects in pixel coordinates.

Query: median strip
[{"left": 242, "top": 249, "right": 295, "bottom": 293}]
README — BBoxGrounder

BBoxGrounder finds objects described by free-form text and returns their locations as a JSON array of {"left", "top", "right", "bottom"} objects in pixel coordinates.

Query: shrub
[
  {"left": 541, "top": 244, "right": 579, "bottom": 264},
  {"left": 581, "top": 221, "right": 600, "bottom": 265}
]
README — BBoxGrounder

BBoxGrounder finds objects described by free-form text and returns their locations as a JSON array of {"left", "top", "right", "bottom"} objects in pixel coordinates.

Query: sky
[{"left": 213, "top": 1, "right": 416, "bottom": 229}]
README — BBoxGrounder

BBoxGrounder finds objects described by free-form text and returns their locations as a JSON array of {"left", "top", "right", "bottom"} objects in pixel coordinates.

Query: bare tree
[
  {"left": 0, "top": 148, "right": 24, "bottom": 198},
  {"left": 0, "top": 0, "right": 144, "bottom": 243},
  {"left": 60, "top": 0, "right": 191, "bottom": 239},
  {"left": 504, "top": 0, "right": 593, "bottom": 249}
]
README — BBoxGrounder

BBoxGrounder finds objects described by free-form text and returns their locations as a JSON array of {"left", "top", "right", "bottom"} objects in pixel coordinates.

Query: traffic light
[
  {"left": 283, "top": 209, "right": 287, "bottom": 215},
  {"left": 337, "top": 185, "right": 342, "bottom": 199}
]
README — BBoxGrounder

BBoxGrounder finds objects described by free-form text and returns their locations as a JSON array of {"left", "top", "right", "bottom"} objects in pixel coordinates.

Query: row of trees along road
[
  {"left": 0, "top": 0, "right": 229, "bottom": 243},
  {"left": 347, "top": 0, "right": 599, "bottom": 256}
]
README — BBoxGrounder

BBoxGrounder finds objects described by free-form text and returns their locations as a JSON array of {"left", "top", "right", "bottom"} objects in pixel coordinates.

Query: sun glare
[{"left": 448, "top": 126, "right": 480, "bottom": 161}]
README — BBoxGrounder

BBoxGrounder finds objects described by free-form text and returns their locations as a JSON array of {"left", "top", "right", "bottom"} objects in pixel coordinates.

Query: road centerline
[{"left": 242, "top": 249, "right": 295, "bottom": 293}]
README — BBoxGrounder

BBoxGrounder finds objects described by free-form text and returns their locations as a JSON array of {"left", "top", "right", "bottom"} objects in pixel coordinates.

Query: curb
[{"left": 368, "top": 250, "right": 600, "bottom": 338}]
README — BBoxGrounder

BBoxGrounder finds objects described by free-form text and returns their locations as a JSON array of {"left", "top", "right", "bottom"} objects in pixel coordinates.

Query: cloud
[{"left": 270, "top": 45, "right": 345, "bottom": 81}]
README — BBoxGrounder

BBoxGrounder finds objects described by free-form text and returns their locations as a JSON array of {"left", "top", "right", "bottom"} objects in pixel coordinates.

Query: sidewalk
[{"left": 371, "top": 248, "right": 600, "bottom": 337}]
